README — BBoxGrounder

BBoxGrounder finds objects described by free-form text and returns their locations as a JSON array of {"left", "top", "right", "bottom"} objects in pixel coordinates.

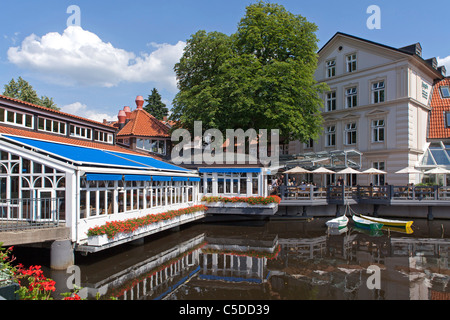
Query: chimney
[
  {"left": 136, "top": 95, "right": 144, "bottom": 110},
  {"left": 118, "top": 110, "right": 127, "bottom": 130},
  {"left": 163, "top": 116, "right": 168, "bottom": 122},
  {"left": 123, "top": 106, "right": 131, "bottom": 119}
]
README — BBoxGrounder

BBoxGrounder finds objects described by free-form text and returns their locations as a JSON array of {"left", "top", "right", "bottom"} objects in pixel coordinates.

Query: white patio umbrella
[
  {"left": 311, "top": 167, "right": 335, "bottom": 186},
  {"left": 362, "top": 168, "right": 387, "bottom": 175},
  {"left": 424, "top": 167, "right": 450, "bottom": 186},
  {"left": 311, "top": 167, "right": 335, "bottom": 174},
  {"left": 361, "top": 168, "right": 387, "bottom": 186},
  {"left": 424, "top": 167, "right": 450, "bottom": 174},
  {"left": 395, "top": 167, "right": 421, "bottom": 174},
  {"left": 395, "top": 167, "right": 422, "bottom": 185},
  {"left": 337, "top": 167, "right": 361, "bottom": 175},
  {"left": 283, "top": 166, "right": 311, "bottom": 186},
  {"left": 284, "top": 166, "right": 311, "bottom": 174},
  {"left": 337, "top": 167, "right": 360, "bottom": 187}
]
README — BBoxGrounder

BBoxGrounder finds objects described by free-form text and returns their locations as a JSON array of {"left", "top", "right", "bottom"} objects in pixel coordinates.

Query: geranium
[
  {"left": 14, "top": 264, "right": 56, "bottom": 300},
  {"left": 201, "top": 195, "right": 281, "bottom": 205},
  {"left": 87, "top": 205, "right": 208, "bottom": 239}
]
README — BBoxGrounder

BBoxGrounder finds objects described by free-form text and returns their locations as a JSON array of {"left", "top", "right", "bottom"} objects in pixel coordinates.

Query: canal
[{"left": 12, "top": 216, "right": 450, "bottom": 300}]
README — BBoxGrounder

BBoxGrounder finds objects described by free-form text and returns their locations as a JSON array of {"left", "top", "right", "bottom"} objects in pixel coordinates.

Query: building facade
[
  {"left": 114, "top": 96, "right": 172, "bottom": 159},
  {"left": 289, "top": 32, "right": 445, "bottom": 185}
]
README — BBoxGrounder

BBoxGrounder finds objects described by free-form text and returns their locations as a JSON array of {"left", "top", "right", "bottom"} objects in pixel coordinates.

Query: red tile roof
[
  {"left": 0, "top": 124, "right": 163, "bottom": 159},
  {"left": 117, "top": 109, "right": 170, "bottom": 138},
  {"left": 0, "top": 95, "right": 116, "bottom": 130},
  {"left": 428, "top": 78, "right": 450, "bottom": 139}
]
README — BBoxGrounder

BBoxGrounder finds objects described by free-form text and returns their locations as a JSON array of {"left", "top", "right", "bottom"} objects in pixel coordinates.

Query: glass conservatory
[{"left": 0, "top": 134, "right": 201, "bottom": 245}]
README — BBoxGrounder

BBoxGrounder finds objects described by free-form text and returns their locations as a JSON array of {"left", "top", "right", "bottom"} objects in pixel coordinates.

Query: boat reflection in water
[{"left": 72, "top": 218, "right": 449, "bottom": 300}]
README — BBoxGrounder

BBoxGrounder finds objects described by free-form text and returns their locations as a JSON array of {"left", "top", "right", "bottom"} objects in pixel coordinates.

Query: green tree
[
  {"left": 172, "top": 30, "right": 234, "bottom": 132},
  {"left": 3, "top": 77, "right": 59, "bottom": 110},
  {"left": 144, "top": 88, "right": 169, "bottom": 120},
  {"left": 171, "top": 1, "right": 327, "bottom": 142}
]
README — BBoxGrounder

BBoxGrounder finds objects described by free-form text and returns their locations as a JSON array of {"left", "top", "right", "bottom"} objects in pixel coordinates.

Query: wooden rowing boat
[
  {"left": 360, "top": 214, "right": 413, "bottom": 228},
  {"left": 352, "top": 215, "right": 383, "bottom": 230},
  {"left": 326, "top": 215, "right": 349, "bottom": 229}
]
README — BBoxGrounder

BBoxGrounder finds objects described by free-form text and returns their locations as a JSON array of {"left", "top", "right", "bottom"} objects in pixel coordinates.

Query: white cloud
[
  {"left": 60, "top": 102, "right": 116, "bottom": 123},
  {"left": 7, "top": 26, "right": 185, "bottom": 91},
  {"left": 437, "top": 56, "right": 450, "bottom": 76}
]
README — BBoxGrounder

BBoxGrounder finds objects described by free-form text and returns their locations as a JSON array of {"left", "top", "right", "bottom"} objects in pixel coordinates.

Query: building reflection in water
[{"left": 71, "top": 220, "right": 449, "bottom": 300}]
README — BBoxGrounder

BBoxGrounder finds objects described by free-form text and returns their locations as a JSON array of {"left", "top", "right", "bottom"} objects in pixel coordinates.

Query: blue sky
[{"left": 1, "top": 0, "right": 449, "bottom": 122}]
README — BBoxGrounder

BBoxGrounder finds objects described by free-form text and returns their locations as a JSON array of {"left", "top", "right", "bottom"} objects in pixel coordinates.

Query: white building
[{"left": 289, "top": 32, "right": 445, "bottom": 185}]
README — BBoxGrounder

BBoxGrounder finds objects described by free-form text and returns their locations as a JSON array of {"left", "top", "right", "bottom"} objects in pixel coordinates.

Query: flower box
[
  {"left": 0, "top": 283, "right": 20, "bottom": 300},
  {"left": 86, "top": 206, "right": 207, "bottom": 246}
]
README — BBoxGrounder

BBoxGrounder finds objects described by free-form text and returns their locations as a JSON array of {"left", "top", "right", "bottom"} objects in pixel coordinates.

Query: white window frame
[
  {"left": 345, "top": 87, "right": 358, "bottom": 108},
  {"left": 0, "top": 107, "right": 34, "bottom": 129},
  {"left": 326, "top": 59, "right": 336, "bottom": 78},
  {"left": 344, "top": 123, "right": 357, "bottom": 145},
  {"left": 326, "top": 91, "right": 336, "bottom": 112},
  {"left": 372, "top": 119, "right": 385, "bottom": 142},
  {"left": 440, "top": 86, "right": 450, "bottom": 98},
  {"left": 372, "top": 161, "right": 386, "bottom": 185},
  {"left": 70, "top": 124, "right": 92, "bottom": 140},
  {"left": 346, "top": 54, "right": 357, "bottom": 73},
  {"left": 37, "top": 117, "right": 66, "bottom": 135},
  {"left": 372, "top": 81, "right": 386, "bottom": 104},
  {"left": 325, "top": 125, "right": 336, "bottom": 147}
]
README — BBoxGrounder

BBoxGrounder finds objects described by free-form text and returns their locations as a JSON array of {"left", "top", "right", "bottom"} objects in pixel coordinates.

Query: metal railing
[
  {"left": 0, "top": 198, "right": 63, "bottom": 232},
  {"left": 278, "top": 185, "right": 450, "bottom": 204}
]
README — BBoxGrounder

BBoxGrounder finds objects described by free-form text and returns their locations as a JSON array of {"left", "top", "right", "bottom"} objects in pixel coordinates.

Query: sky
[{"left": 1, "top": 0, "right": 449, "bottom": 123}]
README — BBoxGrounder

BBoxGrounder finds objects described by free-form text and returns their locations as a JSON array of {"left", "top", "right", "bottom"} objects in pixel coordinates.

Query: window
[
  {"left": 372, "top": 81, "right": 385, "bottom": 103},
  {"left": 344, "top": 123, "right": 357, "bottom": 145},
  {"left": 70, "top": 124, "right": 92, "bottom": 140},
  {"left": 135, "top": 138, "right": 166, "bottom": 155},
  {"left": 325, "top": 126, "right": 336, "bottom": 147},
  {"left": 346, "top": 54, "right": 357, "bottom": 72},
  {"left": 93, "top": 130, "right": 113, "bottom": 144},
  {"left": 373, "top": 162, "right": 385, "bottom": 185},
  {"left": 305, "top": 138, "right": 314, "bottom": 149},
  {"left": 445, "top": 112, "right": 450, "bottom": 128},
  {"left": 372, "top": 119, "right": 385, "bottom": 142},
  {"left": 0, "top": 108, "right": 33, "bottom": 129},
  {"left": 441, "top": 86, "right": 450, "bottom": 98},
  {"left": 326, "top": 59, "right": 336, "bottom": 78},
  {"left": 37, "top": 117, "right": 66, "bottom": 135},
  {"left": 326, "top": 91, "right": 336, "bottom": 111},
  {"left": 118, "top": 138, "right": 130, "bottom": 146},
  {"left": 345, "top": 87, "right": 357, "bottom": 108}
]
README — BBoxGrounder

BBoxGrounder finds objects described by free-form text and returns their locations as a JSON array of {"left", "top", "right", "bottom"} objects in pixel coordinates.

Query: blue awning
[
  {"left": 3, "top": 135, "right": 190, "bottom": 172},
  {"left": 104, "top": 150, "right": 190, "bottom": 172},
  {"left": 198, "top": 168, "right": 262, "bottom": 173},
  {"left": 152, "top": 176, "right": 172, "bottom": 182},
  {"left": 172, "top": 177, "right": 189, "bottom": 181},
  {"left": 189, "top": 177, "right": 201, "bottom": 182},
  {"left": 124, "top": 175, "right": 152, "bottom": 181},
  {"left": 86, "top": 173, "right": 123, "bottom": 181}
]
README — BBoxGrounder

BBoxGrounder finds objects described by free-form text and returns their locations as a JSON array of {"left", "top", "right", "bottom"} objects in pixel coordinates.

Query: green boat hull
[{"left": 352, "top": 216, "right": 383, "bottom": 230}]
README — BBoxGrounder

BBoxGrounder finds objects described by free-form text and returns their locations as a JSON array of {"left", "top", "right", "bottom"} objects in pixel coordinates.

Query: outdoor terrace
[{"left": 279, "top": 185, "right": 450, "bottom": 207}]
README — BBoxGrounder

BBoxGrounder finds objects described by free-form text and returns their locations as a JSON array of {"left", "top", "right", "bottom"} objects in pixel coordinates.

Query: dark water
[{"left": 13, "top": 217, "right": 450, "bottom": 300}]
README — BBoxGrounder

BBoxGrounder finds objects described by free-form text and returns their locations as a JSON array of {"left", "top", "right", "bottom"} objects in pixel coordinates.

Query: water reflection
[{"left": 71, "top": 219, "right": 449, "bottom": 300}]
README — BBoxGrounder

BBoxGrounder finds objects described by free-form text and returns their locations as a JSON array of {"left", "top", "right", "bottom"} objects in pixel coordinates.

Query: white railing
[{"left": 0, "top": 198, "right": 62, "bottom": 232}]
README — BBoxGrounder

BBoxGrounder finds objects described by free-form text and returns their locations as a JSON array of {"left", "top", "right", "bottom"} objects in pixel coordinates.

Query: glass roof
[
  {"left": 420, "top": 143, "right": 450, "bottom": 167},
  {"left": 283, "top": 149, "right": 362, "bottom": 170}
]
